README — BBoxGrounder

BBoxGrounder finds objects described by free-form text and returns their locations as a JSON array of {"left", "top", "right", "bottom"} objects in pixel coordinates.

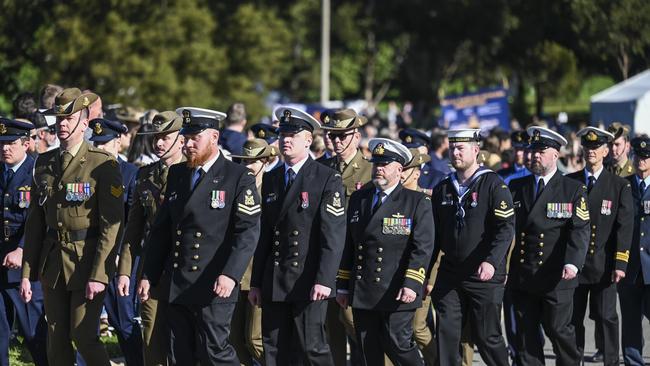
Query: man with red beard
[{"left": 140, "top": 107, "right": 261, "bottom": 365}]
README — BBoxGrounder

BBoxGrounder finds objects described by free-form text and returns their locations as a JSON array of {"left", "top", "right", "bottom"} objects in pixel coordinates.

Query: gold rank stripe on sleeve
[
  {"left": 575, "top": 207, "right": 590, "bottom": 221},
  {"left": 337, "top": 269, "right": 351, "bottom": 280},
  {"left": 615, "top": 250, "right": 630, "bottom": 262},
  {"left": 110, "top": 185, "right": 123, "bottom": 198},
  {"left": 494, "top": 208, "right": 514, "bottom": 219},
  {"left": 405, "top": 268, "right": 426, "bottom": 284},
  {"left": 238, "top": 203, "right": 261, "bottom": 215},
  {"left": 326, "top": 204, "right": 345, "bottom": 216}
]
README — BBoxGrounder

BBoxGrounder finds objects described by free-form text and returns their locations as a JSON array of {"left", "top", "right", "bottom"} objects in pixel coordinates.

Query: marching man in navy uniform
[
  {"left": 249, "top": 107, "right": 346, "bottom": 366},
  {"left": 566, "top": 127, "right": 633, "bottom": 366},
  {"left": 139, "top": 107, "right": 261, "bottom": 365},
  {"left": 431, "top": 129, "right": 514, "bottom": 366},
  {"left": 336, "top": 138, "right": 434, "bottom": 366},
  {"left": 88, "top": 117, "right": 142, "bottom": 366},
  {"left": 619, "top": 136, "right": 650, "bottom": 366},
  {"left": 508, "top": 126, "right": 590, "bottom": 366},
  {"left": 0, "top": 118, "right": 48, "bottom": 366}
]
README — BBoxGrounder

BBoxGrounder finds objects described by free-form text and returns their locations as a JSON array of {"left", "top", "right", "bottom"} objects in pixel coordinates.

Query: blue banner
[{"left": 440, "top": 87, "right": 510, "bottom": 131}]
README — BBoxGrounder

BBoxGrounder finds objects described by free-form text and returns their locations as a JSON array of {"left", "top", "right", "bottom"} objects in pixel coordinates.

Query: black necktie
[
  {"left": 587, "top": 175, "right": 596, "bottom": 194},
  {"left": 536, "top": 178, "right": 545, "bottom": 200},
  {"left": 372, "top": 191, "right": 385, "bottom": 214},
  {"left": 2, "top": 168, "right": 14, "bottom": 188},
  {"left": 286, "top": 168, "right": 296, "bottom": 191},
  {"left": 641, "top": 181, "right": 647, "bottom": 197}
]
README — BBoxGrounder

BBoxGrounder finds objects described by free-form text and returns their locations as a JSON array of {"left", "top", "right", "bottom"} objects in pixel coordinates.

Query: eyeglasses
[{"left": 327, "top": 132, "right": 355, "bottom": 141}]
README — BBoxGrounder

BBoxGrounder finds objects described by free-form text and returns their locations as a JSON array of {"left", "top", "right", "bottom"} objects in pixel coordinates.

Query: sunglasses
[{"left": 327, "top": 131, "right": 355, "bottom": 140}]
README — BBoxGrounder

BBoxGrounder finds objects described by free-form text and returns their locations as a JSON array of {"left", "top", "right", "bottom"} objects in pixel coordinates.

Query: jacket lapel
[
  {"left": 277, "top": 157, "right": 314, "bottom": 222},
  {"left": 181, "top": 154, "right": 222, "bottom": 219},
  {"left": 520, "top": 174, "right": 534, "bottom": 213}
]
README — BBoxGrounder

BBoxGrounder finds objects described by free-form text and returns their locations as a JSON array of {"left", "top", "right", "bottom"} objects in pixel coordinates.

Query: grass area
[{"left": 9, "top": 334, "right": 121, "bottom": 365}]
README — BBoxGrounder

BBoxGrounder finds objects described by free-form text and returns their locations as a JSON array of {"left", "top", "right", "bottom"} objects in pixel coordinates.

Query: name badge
[
  {"left": 546, "top": 202, "right": 573, "bottom": 219},
  {"left": 350, "top": 210, "right": 360, "bottom": 223},
  {"left": 382, "top": 215, "right": 412, "bottom": 235},
  {"left": 600, "top": 200, "right": 612, "bottom": 216},
  {"left": 266, "top": 193, "right": 277, "bottom": 203}
]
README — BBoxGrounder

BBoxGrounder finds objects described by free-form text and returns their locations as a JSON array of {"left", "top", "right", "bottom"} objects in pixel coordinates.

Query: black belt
[{"left": 47, "top": 227, "right": 99, "bottom": 242}]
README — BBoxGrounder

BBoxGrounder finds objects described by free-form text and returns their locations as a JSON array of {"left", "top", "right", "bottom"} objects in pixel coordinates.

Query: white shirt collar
[
  {"left": 377, "top": 181, "right": 399, "bottom": 198},
  {"left": 584, "top": 165, "right": 604, "bottom": 183},
  {"left": 196, "top": 150, "right": 220, "bottom": 174},
  {"left": 285, "top": 155, "right": 310, "bottom": 175},
  {"left": 534, "top": 167, "right": 558, "bottom": 186},
  {"left": 5, "top": 154, "right": 27, "bottom": 173},
  {"left": 637, "top": 174, "right": 650, "bottom": 188}
]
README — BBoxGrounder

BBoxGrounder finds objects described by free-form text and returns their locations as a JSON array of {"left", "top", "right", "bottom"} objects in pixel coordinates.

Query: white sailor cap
[
  {"left": 175, "top": 107, "right": 227, "bottom": 135},
  {"left": 368, "top": 138, "right": 412, "bottom": 166},
  {"left": 447, "top": 128, "right": 482, "bottom": 143},
  {"left": 274, "top": 106, "right": 320, "bottom": 133},
  {"left": 526, "top": 126, "right": 567, "bottom": 150},
  {"left": 576, "top": 126, "right": 614, "bottom": 148}
]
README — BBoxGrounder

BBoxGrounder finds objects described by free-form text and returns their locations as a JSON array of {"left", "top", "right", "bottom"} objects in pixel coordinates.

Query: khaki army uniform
[
  {"left": 117, "top": 110, "right": 185, "bottom": 366},
  {"left": 24, "top": 140, "right": 124, "bottom": 366},
  {"left": 229, "top": 139, "right": 273, "bottom": 366},
  {"left": 319, "top": 108, "right": 373, "bottom": 366},
  {"left": 614, "top": 158, "right": 635, "bottom": 177}
]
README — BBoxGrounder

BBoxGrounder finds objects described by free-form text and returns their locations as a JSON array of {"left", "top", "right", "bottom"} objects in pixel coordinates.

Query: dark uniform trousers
[
  {"left": 251, "top": 158, "right": 346, "bottom": 366},
  {"left": 143, "top": 154, "right": 261, "bottom": 366},
  {"left": 566, "top": 169, "right": 633, "bottom": 366},
  {"left": 508, "top": 172, "right": 590, "bottom": 366},
  {"left": 618, "top": 175, "right": 650, "bottom": 366},
  {"left": 0, "top": 157, "right": 48, "bottom": 366},
  {"left": 431, "top": 170, "right": 513, "bottom": 366},
  {"left": 338, "top": 184, "right": 434, "bottom": 366},
  {"left": 119, "top": 160, "right": 179, "bottom": 366},
  {"left": 319, "top": 150, "right": 373, "bottom": 366}
]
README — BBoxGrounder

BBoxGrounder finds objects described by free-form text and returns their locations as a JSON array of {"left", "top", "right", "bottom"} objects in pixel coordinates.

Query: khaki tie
[
  {"left": 61, "top": 151, "right": 73, "bottom": 171},
  {"left": 338, "top": 161, "right": 346, "bottom": 174}
]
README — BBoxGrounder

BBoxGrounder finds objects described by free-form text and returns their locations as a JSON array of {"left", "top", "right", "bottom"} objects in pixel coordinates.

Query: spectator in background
[
  {"left": 12, "top": 92, "right": 38, "bottom": 119},
  {"left": 430, "top": 132, "right": 451, "bottom": 174},
  {"left": 39, "top": 84, "right": 63, "bottom": 109},
  {"left": 606, "top": 122, "right": 635, "bottom": 177},
  {"left": 310, "top": 131, "right": 327, "bottom": 160},
  {"left": 127, "top": 123, "right": 159, "bottom": 167},
  {"left": 115, "top": 106, "right": 146, "bottom": 160},
  {"left": 220, "top": 102, "right": 248, "bottom": 155}
]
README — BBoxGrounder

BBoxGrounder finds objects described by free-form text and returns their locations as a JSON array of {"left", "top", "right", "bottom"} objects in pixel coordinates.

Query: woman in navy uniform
[
  {"left": 140, "top": 107, "right": 261, "bottom": 365},
  {"left": 566, "top": 127, "right": 633, "bottom": 366},
  {"left": 508, "top": 126, "right": 590, "bottom": 366},
  {"left": 0, "top": 118, "right": 48, "bottom": 366},
  {"left": 249, "top": 107, "right": 346, "bottom": 366},
  {"left": 619, "top": 136, "right": 650, "bottom": 366},
  {"left": 430, "top": 129, "right": 514, "bottom": 366},
  {"left": 336, "top": 138, "right": 434, "bottom": 366}
]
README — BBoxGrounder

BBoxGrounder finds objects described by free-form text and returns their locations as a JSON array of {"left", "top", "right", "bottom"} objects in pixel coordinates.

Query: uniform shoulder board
[{"left": 88, "top": 146, "right": 112, "bottom": 157}]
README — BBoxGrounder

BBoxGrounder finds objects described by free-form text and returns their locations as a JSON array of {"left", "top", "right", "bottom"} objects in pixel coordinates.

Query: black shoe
[{"left": 590, "top": 350, "right": 604, "bottom": 363}]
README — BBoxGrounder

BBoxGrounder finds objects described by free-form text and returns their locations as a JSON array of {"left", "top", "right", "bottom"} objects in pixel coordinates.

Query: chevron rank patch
[
  {"left": 494, "top": 200, "right": 514, "bottom": 219},
  {"left": 616, "top": 250, "right": 630, "bottom": 262},
  {"left": 110, "top": 185, "right": 123, "bottom": 198},
  {"left": 238, "top": 190, "right": 260, "bottom": 215},
  {"left": 576, "top": 197, "right": 590, "bottom": 221},
  {"left": 405, "top": 268, "right": 426, "bottom": 284},
  {"left": 326, "top": 192, "right": 344, "bottom": 216}
]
